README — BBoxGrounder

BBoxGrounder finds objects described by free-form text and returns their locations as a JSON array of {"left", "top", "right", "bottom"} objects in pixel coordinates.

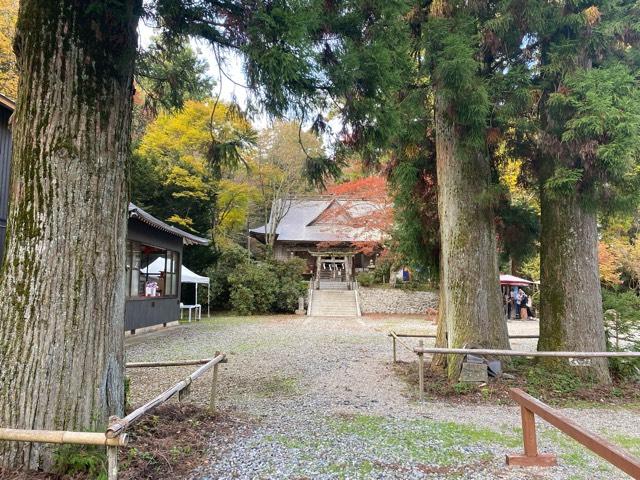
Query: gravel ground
[{"left": 125, "top": 315, "right": 640, "bottom": 480}]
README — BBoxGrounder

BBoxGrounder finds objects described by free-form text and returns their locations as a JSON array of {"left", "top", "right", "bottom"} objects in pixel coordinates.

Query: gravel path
[{"left": 125, "top": 315, "right": 640, "bottom": 479}]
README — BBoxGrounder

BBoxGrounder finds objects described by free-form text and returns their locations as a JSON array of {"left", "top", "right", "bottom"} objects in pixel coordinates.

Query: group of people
[{"left": 504, "top": 288, "right": 533, "bottom": 320}]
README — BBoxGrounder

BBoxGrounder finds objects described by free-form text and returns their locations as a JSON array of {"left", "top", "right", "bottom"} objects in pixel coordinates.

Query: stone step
[{"left": 309, "top": 290, "right": 359, "bottom": 317}]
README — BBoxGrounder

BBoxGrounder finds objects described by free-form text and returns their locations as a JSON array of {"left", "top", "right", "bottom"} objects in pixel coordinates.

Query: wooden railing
[
  {"left": 507, "top": 388, "right": 640, "bottom": 478},
  {"left": 0, "top": 353, "right": 227, "bottom": 480},
  {"left": 409, "top": 345, "right": 640, "bottom": 401},
  {"left": 388, "top": 330, "right": 539, "bottom": 364}
]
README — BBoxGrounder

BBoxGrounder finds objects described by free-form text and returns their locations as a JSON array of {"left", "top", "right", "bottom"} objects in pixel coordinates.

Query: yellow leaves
[
  {"left": 583, "top": 6, "right": 601, "bottom": 26},
  {"left": 136, "top": 100, "right": 254, "bottom": 163},
  {"left": 0, "top": 0, "right": 18, "bottom": 98},
  {"left": 134, "top": 99, "right": 257, "bottom": 237},
  {"left": 165, "top": 165, "right": 210, "bottom": 201},
  {"left": 165, "top": 214, "right": 194, "bottom": 230},
  {"left": 500, "top": 157, "right": 522, "bottom": 195},
  {"left": 403, "top": 144, "right": 419, "bottom": 160},
  {"left": 216, "top": 178, "right": 257, "bottom": 234}
]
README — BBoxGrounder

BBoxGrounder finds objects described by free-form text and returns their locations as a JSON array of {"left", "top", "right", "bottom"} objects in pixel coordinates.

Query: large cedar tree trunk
[
  {"left": 0, "top": 1, "right": 140, "bottom": 469},
  {"left": 433, "top": 94, "right": 510, "bottom": 378},
  {"left": 538, "top": 186, "right": 610, "bottom": 383}
]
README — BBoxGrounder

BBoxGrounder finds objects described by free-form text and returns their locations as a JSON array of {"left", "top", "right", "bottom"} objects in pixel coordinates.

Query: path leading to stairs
[{"left": 125, "top": 315, "right": 640, "bottom": 480}]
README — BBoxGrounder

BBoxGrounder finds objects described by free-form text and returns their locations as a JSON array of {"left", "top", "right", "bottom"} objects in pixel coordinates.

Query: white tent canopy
[{"left": 142, "top": 257, "right": 210, "bottom": 315}]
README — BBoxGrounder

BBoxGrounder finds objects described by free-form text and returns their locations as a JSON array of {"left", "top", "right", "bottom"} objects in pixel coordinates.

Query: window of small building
[{"left": 124, "top": 241, "right": 180, "bottom": 298}]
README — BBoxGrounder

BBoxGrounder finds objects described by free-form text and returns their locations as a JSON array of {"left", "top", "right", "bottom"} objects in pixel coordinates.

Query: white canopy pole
[{"left": 207, "top": 284, "right": 210, "bottom": 317}]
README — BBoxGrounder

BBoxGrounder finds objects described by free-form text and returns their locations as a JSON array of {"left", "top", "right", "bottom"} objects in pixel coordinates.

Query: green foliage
[
  {"left": 496, "top": 199, "right": 540, "bottom": 267},
  {"left": 543, "top": 167, "right": 584, "bottom": 199},
  {"left": 356, "top": 272, "right": 374, "bottom": 287},
  {"left": 131, "top": 99, "right": 257, "bottom": 273},
  {"left": 208, "top": 245, "right": 250, "bottom": 310},
  {"left": 602, "top": 289, "right": 640, "bottom": 379},
  {"left": 229, "top": 266, "right": 277, "bottom": 315},
  {"left": 53, "top": 445, "right": 107, "bottom": 479},
  {"left": 227, "top": 258, "right": 306, "bottom": 315},
  {"left": 136, "top": 37, "right": 213, "bottom": 113},
  {"left": 516, "top": 361, "right": 588, "bottom": 398},
  {"left": 389, "top": 156, "right": 440, "bottom": 278},
  {"left": 424, "top": 15, "right": 490, "bottom": 149}
]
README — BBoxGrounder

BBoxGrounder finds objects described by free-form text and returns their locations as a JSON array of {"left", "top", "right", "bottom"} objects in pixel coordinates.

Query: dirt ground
[{"left": 119, "top": 314, "right": 640, "bottom": 479}]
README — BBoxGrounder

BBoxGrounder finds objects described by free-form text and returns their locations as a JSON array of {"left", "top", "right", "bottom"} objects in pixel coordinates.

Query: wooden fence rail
[
  {"left": 107, "top": 352, "right": 227, "bottom": 439},
  {"left": 0, "top": 429, "right": 128, "bottom": 447},
  {"left": 410, "top": 347, "right": 640, "bottom": 400},
  {"left": 125, "top": 358, "right": 215, "bottom": 368},
  {"left": 412, "top": 347, "right": 640, "bottom": 358},
  {"left": 0, "top": 353, "right": 227, "bottom": 480},
  {"left": 507, "top": 388, "right": 640, "bottom": 478},
  {"left": 388, "top": 331, "right": 540, "bottom": 363},
  {"left": 109, "top": 352, "right": 226, "bottom": 479}
]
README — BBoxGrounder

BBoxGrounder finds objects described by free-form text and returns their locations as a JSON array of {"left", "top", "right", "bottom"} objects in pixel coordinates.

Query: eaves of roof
[
  {"left": 0, "top": 93, "right": 15, "bottom": 112},
  {"left": 128, "top": 203, "right": 209, "bottom": 246}
]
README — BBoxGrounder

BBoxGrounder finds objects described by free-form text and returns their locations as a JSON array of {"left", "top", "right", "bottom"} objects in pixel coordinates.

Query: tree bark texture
[
  {"left": 538, "top": 187, "right": 611, "bottom": 383},
  {"left": 431, "top": 265, "right": 447, "bottom": 370},
  {"left": 434, "top": 94, "right": 511, "bottom": 378},
  {"left": 0, "top": 0, "right": 140, "bottom": 469}
]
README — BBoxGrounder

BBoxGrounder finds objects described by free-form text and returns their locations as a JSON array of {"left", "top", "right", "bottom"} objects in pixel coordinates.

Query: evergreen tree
[
  {"left": 494, "top": 0, "right": 640, "bottom": 381},
  {"left": 0, "top": 0, "right": 330, "bottom": 470}
]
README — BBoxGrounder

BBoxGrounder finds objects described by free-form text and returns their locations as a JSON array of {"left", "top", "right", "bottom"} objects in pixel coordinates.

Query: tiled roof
[
  {"left": 250, "top": 198, "right": 386, "bottom": 243},
  {"left": 128, "top": 203, "right": 209, "bottom": 246}
]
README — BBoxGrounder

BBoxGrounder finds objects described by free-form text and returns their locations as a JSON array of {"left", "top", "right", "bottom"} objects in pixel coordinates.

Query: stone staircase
[{"left": 309, "top": 290, "right": 360, "bottom": 317}]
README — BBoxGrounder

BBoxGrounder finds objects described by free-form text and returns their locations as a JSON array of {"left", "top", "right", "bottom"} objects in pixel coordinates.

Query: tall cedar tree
[
  {"left": 317, "top": 0, "right": 530, "bottom": 378},
  {"left": 0, "top": 0, "right": 327, "bottom": 470},
  {"left": 421, "top": 0, "right": 514, "bottom": 377},
  {"left": 493, "top": 0, "right": 640, "bottom": 382}
]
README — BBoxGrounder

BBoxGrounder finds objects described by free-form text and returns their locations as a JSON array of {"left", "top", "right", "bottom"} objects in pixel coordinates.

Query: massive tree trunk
[
  {"left": 0, "top": 0, "right": 140, "bottom": 470},
  {"left": 434, "top": 94, "right": 511, "bottom": 379},
  {"left": 538, "top": 184, "right": 610, "bottom": 383}
]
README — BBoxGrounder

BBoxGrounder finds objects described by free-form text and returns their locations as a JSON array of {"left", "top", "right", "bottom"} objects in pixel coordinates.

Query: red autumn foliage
[
  {"left": 321, "top": 176, "right": 393, "bottom": 236},
  {"left": 325, "top": 176, "right": 388, "bottom": 200}
]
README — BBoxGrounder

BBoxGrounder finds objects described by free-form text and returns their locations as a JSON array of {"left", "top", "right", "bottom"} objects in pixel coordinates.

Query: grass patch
[
  {"left": 329, "top": 413, "right": 519, "bottom": 467},
  {"left": 254, "top": 375, "right": 299, "bottom": 398},
  {"left": 606, "top": 432, "right": 640, "bottom": 456}
]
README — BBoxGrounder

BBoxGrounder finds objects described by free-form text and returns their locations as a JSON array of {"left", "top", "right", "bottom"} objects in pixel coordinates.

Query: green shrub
[
  {"left": 357, "top": 272, "right": 375, "bottom": 287},
  {"left": 228, "top": 262, "right": 278, "bottom": 314},
  {"left": 227, "top": 258, "right": 306, "bottom": 315},
  {"left": 602, "top": 289, "right": 640, "bottom": 379},
  {"left": 208, "top": 245, "right": 250, "bottom": 309}
]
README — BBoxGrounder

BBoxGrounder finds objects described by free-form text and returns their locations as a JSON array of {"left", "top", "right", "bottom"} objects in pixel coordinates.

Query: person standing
[{"left": 519, "top": 288, "right": 528, "bottom": 320}]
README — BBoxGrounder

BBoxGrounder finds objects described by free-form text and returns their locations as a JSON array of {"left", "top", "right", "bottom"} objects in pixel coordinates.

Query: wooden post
[
  {"left": 521, "top": 405, "right": 538, "bottom": 457},
  {"left": 417, "top": 340, "right": 425, "bottom": 401},
  {"left": 209, "top": 351, "right": 220, "bottom": 413},
  {"left": 507, "top": 404, "right": 557, "bottom": 467},
  {"left": 107, "top": 445, "right": 118, "bottom": 480},
  {"left": 392, "top": 335, "right": 397, "bottom": 363}
]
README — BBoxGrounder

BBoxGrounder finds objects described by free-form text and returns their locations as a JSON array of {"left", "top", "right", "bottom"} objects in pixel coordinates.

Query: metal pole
[
  {"left": 210, "top": 351, "right": 220, "bottom": 413},
  {"left": 417, "top": 340, "right": 425, "bottom": 401},
  {"left": 107, "top": 446, "right": 118, "bottom": 480}
]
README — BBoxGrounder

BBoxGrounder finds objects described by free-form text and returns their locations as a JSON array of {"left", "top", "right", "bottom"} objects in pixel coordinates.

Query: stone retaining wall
[{"left": 358, "top": 287, "right": 438, "bottom": 314}]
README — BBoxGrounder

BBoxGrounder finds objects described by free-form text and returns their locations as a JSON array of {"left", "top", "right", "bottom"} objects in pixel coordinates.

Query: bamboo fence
[{"left": 0, "top": 352, "right": 227, "bottom": 480}]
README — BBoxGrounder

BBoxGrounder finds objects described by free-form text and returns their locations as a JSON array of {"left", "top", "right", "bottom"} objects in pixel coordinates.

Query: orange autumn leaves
[{"left": 598, "top": 240, "right": 640, "bottom": 289}]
